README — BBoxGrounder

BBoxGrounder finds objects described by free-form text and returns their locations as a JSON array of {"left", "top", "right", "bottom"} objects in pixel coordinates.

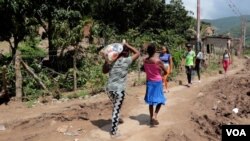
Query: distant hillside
[{"left": 203, "top": 15, "right": 250, "bottom": 46}]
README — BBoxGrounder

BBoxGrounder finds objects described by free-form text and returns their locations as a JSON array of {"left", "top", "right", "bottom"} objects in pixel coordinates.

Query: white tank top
[{"left": 223, "top": 53, "right": 229, "bottom": 60}]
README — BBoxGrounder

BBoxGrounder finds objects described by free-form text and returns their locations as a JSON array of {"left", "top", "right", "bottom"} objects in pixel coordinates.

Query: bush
[
  {"left": 72, "top": 90, "right": 88, "bottom": 99},
  {"left": 18, "top": 38, "right": 46, "bottom": 62},
  {"left": 22, "top": 68, "right": 47, "bottom": 101},
  {"left": 79, "top": 46, "right": 107, "bottom": 94},
  {"left": 5, "top": 64, "right": 15, "bottom": 97},
  {"left": 244, "top": 48, "right": 250, "bottom": 56}
]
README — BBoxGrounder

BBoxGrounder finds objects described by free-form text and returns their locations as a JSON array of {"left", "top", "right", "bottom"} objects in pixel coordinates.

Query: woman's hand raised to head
[{"left": 124, "top": 42, "right": 140, "bottom": 61}]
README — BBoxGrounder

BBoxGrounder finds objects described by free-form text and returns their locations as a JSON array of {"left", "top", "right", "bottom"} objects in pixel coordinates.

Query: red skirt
[{"left": 223, "top": 60, "right": 230, "bottom": 72}]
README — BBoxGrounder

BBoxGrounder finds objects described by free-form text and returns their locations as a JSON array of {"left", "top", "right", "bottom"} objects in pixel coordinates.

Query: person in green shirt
[{"left": 184, "top": 43, "right": 196, "bottom": 86}]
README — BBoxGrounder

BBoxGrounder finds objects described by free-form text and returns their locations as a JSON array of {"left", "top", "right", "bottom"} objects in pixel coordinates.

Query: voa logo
[{"left": 226, "top": 129, "right": 246, "bottom": 136}]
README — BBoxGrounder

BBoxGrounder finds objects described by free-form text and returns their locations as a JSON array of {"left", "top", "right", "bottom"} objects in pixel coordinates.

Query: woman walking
[
  {"left": 195, "top": 49, "right": 204, "bottom": 82},
  {"left": 159, "top": 46, "right": 173, "bottom": 92},
  {"left": 102, "top": 42, "right": 140, "bottom": 137},
  {"left": 143, "top": 43, "right": 167, "bottom": 126},
  {"left": 222, "top": 49, "right": 231, "bottom": 75}
]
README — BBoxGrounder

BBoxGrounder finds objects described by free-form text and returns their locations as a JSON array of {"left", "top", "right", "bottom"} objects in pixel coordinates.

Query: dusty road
[{"left": 0, "top": 58, "right": 249, "bottom": 141}]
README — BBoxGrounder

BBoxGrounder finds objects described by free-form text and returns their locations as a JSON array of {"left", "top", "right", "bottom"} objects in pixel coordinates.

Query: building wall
[{"left": 202, "top": 37, "right": 230, "bottom": 54}]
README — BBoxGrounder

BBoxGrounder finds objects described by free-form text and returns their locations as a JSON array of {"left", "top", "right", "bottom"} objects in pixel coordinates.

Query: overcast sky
[{"left": 166, "top": 0, "right": 250, "bottom": 19}]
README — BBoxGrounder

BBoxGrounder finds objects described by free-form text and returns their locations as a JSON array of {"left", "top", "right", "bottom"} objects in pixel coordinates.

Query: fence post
[
  {"left": 138, "top": 48, "right": 141, "bottom": 81},
  {"left": 15, "top": 50, "right": 23, "bottom": 101},
  {"left": 73, "top": 47, "right": 77, "bottom": 91},
  {"left": 2, "top": 65, "right": 7, "bottom": 96}
]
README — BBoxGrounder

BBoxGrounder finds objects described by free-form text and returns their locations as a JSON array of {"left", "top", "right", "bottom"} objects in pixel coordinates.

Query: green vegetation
[
  {"left": 207, "top": 62, "right": 220, "bottom": 73},
  {"left": 244, "top": 48, "right": 250, "bottom": 56},
  {"left": 0, "top": 0, "right": 208, "bottom": 103},
  {"left": 64, "top": 90, "right": 88, "bottom": 99},
  {"left": 18, "top": 39, "right": 46, "bottom": 60}
]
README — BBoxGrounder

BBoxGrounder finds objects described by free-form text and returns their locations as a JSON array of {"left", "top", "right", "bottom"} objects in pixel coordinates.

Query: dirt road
[{"left": 0, "top": 58, "right": 249, "bottom": 141}]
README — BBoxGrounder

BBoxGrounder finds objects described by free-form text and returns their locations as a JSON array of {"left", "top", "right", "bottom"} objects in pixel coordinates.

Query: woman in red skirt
[{"left": 222, "top": 49, "right": 231, "bottom": 75}]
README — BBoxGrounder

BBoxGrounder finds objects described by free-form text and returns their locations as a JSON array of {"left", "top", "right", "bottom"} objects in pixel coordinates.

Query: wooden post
[
  {"left": 209, "top": 53, "right": 211, "bottom": 65},
  {"left": 229, "top": 43, "right": 234, "bottom": 64},
  {"left": 73, "top": 47, "right": 77, "bottom": 91},
  {"left": 218, "top": 46, "right": 221, "bottom": 62},
  {"left": 15, "top": 51, "right": 23, "bottom": 100},
  {"left": 137, "top": 48, "right": 141, "bottom": 81}
]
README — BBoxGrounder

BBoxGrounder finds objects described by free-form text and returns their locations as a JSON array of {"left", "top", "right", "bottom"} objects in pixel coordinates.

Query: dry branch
[{"left": 21, "top": 60, "right": 50, "bottom": 94}]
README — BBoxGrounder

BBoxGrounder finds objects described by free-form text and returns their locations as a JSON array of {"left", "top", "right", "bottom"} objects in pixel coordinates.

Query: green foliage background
[{"left": 0, "top": 0, "right": 198, "bottom": 102}]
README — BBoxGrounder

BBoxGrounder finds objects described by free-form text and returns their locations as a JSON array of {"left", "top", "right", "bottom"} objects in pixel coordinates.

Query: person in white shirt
[{"left": 195, "top": 49, "right": 204, "bottom": 82}]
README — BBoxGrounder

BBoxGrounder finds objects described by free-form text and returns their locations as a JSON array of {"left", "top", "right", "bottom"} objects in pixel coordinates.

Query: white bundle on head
[{"left": 101, "top": 43, "right": 124, "bottom": 62}]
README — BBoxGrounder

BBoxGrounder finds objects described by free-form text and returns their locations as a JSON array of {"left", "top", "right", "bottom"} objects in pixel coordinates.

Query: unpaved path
[{"left": 0, "top": 58, "right": 248, "bottom": 141}]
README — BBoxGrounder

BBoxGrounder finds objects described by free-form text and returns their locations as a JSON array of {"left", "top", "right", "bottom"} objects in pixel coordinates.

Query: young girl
[
  {"left": 143, "top": 43, "right": 167, "bottom": 125},
  {"left": 159, "top": 46, "right": 173, "bottom": 92}
]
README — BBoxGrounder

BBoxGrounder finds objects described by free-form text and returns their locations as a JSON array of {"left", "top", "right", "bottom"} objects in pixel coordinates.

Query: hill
[{"left": 203, "top": 15, "right": 250, "bottom": 46}]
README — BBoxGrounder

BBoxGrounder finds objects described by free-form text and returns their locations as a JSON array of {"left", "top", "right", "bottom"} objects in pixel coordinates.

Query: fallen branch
[{"left": 21, "top": 60, "right": 51, "bottom": 94}]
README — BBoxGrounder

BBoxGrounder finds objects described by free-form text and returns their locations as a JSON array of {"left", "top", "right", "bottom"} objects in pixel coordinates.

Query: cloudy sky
[{"left": 166, "top": 0, "right": 250, "bottom": 19}]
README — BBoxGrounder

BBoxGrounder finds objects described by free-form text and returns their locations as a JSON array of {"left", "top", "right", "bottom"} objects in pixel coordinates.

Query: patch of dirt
[
  {"left": 191, "top": 59, "right": 250, "bottom": 140},
  {"left": 0, "top": 101, "right": 113, "bottom": 141},
  {"left": 10, "top": 102, "right": 111, "bottom": 129},
  {"left": 0, "top": 41, "right": 10, "bottom": 54},
  {"left": 164, "top": 129, "right": 191, "bottom": 141}
]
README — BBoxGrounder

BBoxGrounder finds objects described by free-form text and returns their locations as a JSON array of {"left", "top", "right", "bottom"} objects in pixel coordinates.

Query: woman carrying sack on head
[{"left": 102, "top": 42, "right": 140, "bottom": 137}]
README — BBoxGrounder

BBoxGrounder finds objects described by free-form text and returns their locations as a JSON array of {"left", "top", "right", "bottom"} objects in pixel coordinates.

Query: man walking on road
[{"left": 184, "top": 43, "right": 196, "bottom": 87}]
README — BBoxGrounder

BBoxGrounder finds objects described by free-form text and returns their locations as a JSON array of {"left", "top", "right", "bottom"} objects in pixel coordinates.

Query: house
[
  {"left": 202, "top": 36, "right": 231, "bottom": 54},
  {"left": 188, "top": 35, "right": 241, "bottom": 55}
]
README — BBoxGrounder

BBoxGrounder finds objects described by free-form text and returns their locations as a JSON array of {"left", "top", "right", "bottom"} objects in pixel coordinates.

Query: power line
[
  {"left": 225, "top": 0, "right": 240, "bottom": 16},
  {"left": 224, "top": 0, "right": 247, "bottom": 54}
]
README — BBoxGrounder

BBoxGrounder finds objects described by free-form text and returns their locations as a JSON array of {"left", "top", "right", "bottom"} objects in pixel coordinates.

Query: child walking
[{"left": 143, "top": 43, "right": 167, "bottom": 125}]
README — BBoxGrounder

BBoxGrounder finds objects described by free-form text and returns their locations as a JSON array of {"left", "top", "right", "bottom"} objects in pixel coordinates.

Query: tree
[
  {"left": 90, "top": 0, "right": 192, "bottom": 37},
  {"left": 0, "top": 0, "right": 32, "bottom": 57},
  {"left": 29, "top": 0, "right": 87, "bottom": 69}
]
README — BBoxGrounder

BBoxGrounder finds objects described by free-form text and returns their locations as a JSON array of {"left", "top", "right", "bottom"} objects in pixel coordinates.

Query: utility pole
[
  {"left": 243, "top": 18, "right": 247, "bottom": 49},
  {"left": 239, "top": 17, "right": 246, "bottom": 55},
  {"left": 196, "top": 0, "right": 201, "bottom": 54}
]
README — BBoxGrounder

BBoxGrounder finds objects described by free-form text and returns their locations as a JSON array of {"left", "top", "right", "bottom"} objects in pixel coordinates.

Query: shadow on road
[
  {"left": 129, "top": 114, "right": 150, "bottom": 126},
  {"left": 90, "top": 119, "right": 111, "bottom": 132}
]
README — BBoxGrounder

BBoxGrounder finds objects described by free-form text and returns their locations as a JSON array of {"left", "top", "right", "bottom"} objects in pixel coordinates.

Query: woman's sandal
[
  {"left": 110, "top": 132, "right": 122, "bottom": 138},
  {"left": 150, "top": 119, "right": 159, "bottom": 125},
  {"left": 119, "top": 118, "right": 124, "bottom": 124}
]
